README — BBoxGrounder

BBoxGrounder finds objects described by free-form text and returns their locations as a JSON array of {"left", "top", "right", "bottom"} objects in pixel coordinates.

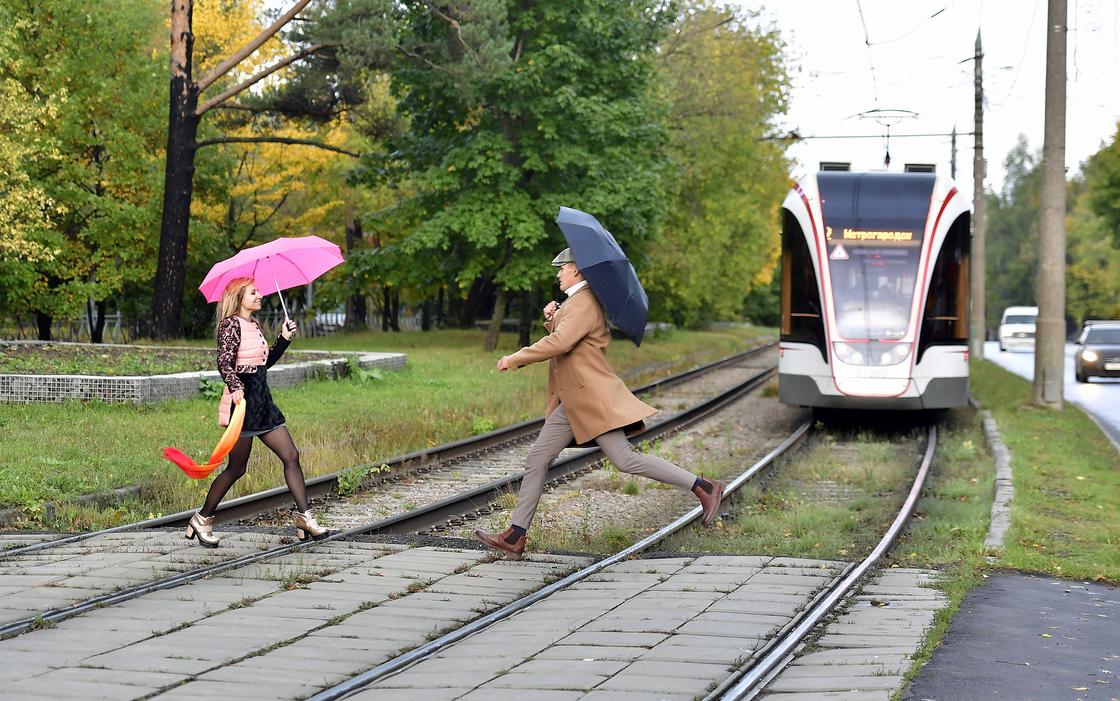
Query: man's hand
[
  {"left": 543, "top": 300, "right": 559, "bottom": 322},
  {"left": 496, "top": 356, "right": 512, "bottom": 372}
]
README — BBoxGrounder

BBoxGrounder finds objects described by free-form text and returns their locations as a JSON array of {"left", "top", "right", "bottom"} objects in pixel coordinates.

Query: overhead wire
[{"left": 854, "top": 0, "right": 880, "bottom": 107}]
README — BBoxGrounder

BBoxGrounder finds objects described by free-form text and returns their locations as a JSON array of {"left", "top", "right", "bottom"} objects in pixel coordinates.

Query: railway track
[
  {"left": 302, "top": 424, "right": 938, "bottom": 700},
  {"left": 0, "top": 344, "right": 777, "bottom": 639}
]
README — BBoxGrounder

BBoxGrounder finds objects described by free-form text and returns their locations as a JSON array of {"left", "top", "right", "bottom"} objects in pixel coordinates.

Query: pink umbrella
[{"left": 199, "top": 236, "right": 344, "bottom": 319}]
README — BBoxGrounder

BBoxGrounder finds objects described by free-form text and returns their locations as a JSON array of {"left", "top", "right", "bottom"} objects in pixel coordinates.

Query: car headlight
[{"left": 1082, "top": 349, "right": 1099, "bottom": 362}]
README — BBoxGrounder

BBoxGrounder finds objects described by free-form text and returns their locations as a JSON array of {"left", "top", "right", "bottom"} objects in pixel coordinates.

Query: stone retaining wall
[{"left": 0, "top": 348, "right": 406, "bottom": 404}]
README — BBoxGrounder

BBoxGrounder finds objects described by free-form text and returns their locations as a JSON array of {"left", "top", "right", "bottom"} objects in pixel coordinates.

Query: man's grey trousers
[{"left": 511, "top": 404, "right": 697, "bottom": 529}]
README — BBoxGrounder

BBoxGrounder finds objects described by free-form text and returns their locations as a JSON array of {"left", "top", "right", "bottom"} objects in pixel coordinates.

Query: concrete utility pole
[
  {"left": 1034, "top": 0, "right": 1068, "bottom": 408},
  {"left": 950, "top": 125, "right": 957, "bottom": 179},
  {"left": 969, "top": 31, "right": 987, "bottom": 360}
]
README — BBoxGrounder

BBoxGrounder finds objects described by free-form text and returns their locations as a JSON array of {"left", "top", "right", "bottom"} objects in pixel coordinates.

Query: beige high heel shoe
[
  {"left": 294, "top": 510, "right": 332, "bottom": 542},
  {"left": 185, "top": 512, "right": 219, "bottom": 548}
]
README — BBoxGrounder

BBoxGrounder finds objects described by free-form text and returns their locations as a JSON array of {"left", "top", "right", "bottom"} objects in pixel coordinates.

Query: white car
[{"left": 998, "top": 306, "right": 1038, "bottom": 352}]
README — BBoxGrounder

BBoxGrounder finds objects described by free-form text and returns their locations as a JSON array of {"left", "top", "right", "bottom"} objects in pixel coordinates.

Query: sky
[{"left": 745, "top": 0, "right": 1120, "bottom": 200}]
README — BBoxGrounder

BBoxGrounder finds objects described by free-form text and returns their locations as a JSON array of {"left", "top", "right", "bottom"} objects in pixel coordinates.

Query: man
[{"left": 474, "top": 248, "right": 725, "bottom": 557}]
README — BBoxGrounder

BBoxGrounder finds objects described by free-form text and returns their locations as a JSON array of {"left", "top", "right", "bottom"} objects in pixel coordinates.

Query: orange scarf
[{"left": 162, "top": 401, "right": 246, "bottom": 479}]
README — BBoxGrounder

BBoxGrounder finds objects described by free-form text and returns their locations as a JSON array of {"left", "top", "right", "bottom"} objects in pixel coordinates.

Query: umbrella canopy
[
  {"left": 198, "top": 236, "right": 344, "bottom": 314},
  {"left": 555, "top": 206, "right": 649, "bottom": 346}
]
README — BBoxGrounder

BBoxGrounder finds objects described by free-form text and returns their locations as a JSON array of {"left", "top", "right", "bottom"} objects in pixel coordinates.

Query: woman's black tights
[{"left": 198, "top": 426, "right": 310, "bottom": 516}]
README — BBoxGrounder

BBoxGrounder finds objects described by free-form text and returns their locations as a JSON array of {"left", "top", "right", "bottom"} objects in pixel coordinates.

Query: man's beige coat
[{"left": 507, "top": 286, "right": 655, "bottom": 445}]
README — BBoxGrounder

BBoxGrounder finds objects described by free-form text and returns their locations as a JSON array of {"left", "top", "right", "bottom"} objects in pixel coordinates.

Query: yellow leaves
[{"left": 193, "top": 0, "right": 286, "bottom": 80}]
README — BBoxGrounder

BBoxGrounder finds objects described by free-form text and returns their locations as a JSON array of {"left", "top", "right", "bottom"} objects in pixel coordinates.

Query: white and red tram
[{"left": 778, "top": 171, "right": 971, "bottom": 409}]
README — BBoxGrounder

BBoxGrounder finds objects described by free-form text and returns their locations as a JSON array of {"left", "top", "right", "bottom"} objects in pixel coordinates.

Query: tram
[{"left": 778, "top": 170, "right": 971, "bottom": 409}]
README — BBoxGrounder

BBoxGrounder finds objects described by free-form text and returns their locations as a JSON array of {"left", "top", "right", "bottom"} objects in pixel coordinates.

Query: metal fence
[{"left": 3, "top": 309, "right": 427, "bottom": 343}]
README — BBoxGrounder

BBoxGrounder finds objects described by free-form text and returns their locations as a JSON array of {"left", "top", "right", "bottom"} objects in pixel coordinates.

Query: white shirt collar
[{"left": 564, "top": 280, "right": 589, "bottom": 297}]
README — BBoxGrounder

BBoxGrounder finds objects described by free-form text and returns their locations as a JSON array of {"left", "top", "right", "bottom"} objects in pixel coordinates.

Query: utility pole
[
  {"left": 969, "top": 31, "right": 987, "bottom": 360},
  {"left": 950, "top": 125, "right": 957, "bottom": 179},
  {"left": 1034, "top": 0, "right": 1067, "bottom": 408}
]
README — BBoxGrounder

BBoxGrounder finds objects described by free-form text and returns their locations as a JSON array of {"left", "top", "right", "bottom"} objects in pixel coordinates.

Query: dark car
[{"left": 1074, "top": 322, "right": 1120, "bottom": 382}]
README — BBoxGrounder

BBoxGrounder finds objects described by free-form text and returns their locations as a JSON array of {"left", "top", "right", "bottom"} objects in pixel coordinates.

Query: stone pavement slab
[
  {"left": 356, "top": 554, "right": 843, "bottom": 699},
  {"left": 762, "top": 567, "right": 946, "bottom": 700}
]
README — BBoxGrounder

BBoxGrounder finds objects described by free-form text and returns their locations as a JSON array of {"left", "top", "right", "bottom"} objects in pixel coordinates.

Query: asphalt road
[{"left": 982, "top": 341, "right": 1120, "bottom": 450}]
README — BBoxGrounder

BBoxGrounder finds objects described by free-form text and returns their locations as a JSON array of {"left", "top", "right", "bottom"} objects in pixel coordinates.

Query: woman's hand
[
  {"left": 280, "top": 319, "right": 298, "bottom": 340},
  {"left": 231, "top": 389, "right": 245, "bottom": 404},
  {"left": 496, "top": 356, "right": 512, "bottom": 372}
]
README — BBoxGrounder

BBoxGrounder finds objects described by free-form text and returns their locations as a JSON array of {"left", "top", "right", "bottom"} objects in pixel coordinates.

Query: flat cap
[{"left": 551, "top": 247, "right": 576, "bottom": 267}]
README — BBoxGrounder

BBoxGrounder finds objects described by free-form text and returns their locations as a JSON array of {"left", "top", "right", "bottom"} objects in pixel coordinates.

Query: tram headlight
[
  {"left": 833, "top": 342, "right": 863, "bottom": 364},
  {"left": 878, "top": 343, "right": 911, "bottom": 366},
  {"left": 1082, "top": 349, "right": 1099, "bottom": 362}
]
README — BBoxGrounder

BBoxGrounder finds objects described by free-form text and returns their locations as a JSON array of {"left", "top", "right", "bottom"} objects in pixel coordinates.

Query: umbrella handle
[{"left": 268, "top": 256, "right": 290, "bottom": 323}]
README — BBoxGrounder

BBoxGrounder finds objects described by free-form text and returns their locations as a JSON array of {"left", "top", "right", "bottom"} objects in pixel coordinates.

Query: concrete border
[
  {"left": 981, "top": 409, "right": 1014, "bottom": 550},
  {"left": 0, "top": 341, "right": 405, "bottom": 404}
]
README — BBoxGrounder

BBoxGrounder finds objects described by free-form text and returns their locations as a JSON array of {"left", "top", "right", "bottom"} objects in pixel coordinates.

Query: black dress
[{"left": 217, "top": 316, "right": 291, "bottom": 436}]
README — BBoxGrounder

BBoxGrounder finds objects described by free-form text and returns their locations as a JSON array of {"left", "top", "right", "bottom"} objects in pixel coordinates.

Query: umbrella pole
[{"left": 268, "top": 256, "right": 290, "bottom": 323}]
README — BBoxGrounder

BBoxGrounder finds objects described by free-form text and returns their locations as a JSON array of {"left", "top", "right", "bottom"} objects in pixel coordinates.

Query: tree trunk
[
  {"left": 518, "top": 290, "right": 533, "bottom": 347},
  {"left": 86, "top": 299, "right": 108, "bottom": 344},
  {"left": 388, "top": 289, "right": 401, "bottom": 332},
  {"left": 344, "top": 216, "right": 367, "bottom": 331},
  {"left": 484, "top": 287, "right": 507, "bottom": 352},
  {"left": 151, "top": 0, "right": 200, "bottom": 339},
  {"left": 381, "top": 286, "right": 391, "bottom": 331},
  {"left": 421, "top": 299, "right": 432, "bottom": 331},
  {"left": 436, "top": 286, "right": 446, "bottom": 328},
  {"left": 35, "top": 311, "right": 52, "bottom": 341}
]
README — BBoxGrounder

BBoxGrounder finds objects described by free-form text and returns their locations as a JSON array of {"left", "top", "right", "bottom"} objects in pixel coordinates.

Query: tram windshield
[{"left": 826, "top": 233, "right": 921, "bottom": 341}]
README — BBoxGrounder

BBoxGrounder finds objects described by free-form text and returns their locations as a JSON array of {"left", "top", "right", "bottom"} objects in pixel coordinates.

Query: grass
[
  {"left": 664, "top": 423, "right": 932, "bottom": 560},
  {"left": 969, "top": 360, "right": 1120, "bottom": 583},
  {"left": 0, "top": 325, "right": 771, "bottom": 528}
]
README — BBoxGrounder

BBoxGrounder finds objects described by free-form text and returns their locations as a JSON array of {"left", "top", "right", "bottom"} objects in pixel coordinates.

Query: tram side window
[
  {"left": 918, "top": 213, "right": 970, "bottom": 361},
  {"left": 781, "top": 210, "right": 827, "bottom": 361}
]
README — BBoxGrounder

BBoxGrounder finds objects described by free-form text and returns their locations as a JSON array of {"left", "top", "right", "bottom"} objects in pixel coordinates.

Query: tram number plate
[{"left": 1104, "top": 362, "right": 1120, "bottom": 370}]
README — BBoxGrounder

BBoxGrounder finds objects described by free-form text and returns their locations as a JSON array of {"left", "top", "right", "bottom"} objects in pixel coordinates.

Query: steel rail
[
  {"left": 306, "top": 421, "right": 813, "bottom": 701},
  {"left": 0, "top": 357, "right": 776, "bottom": 639},
  {"left": 711, "top": 424, "right": 938, "bottom": 700},
  {"left": 3, "top": 343, "right": 773, "bottom": 558}
]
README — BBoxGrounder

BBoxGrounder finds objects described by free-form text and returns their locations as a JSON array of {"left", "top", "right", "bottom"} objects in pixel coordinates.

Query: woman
[{"left": 185, "top": 277, "right": 331, "bottom": 548}]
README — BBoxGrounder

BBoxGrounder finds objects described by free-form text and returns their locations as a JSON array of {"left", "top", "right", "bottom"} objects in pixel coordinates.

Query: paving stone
[
  {"left": 536, "top": 645, "right": 649, "bottom": 662},
  {"left": 623, "top": 659, "right": 734, "bottom": 679},
  {"left": 458, "top": 688, "right": 585, "bottom": 700},
  {"left": 558, "top": 632, "right": 667, "bottom": 648},
  {"left": 480, "top": 671, "right": 609, "bottom": 690},
  {"left": 767, "top": 674, "right": 903, "bottom": 693},
  {"left": 374, "top": 668, "right": 501, "bottom": 688},
  {"left": 512, "top": 658, "right": 630, "bottom": 676},
  {"left": 638, "top": 643, "right": 754, "bottom": 665},
  {"left": 349, "top": 688, "right": 466, "bottom": 701},
  {"left": 578, "top": 691, "right": 696, "bottom": 701},
  {"left": 782, "top": 662, "right": 908, "bottom": 677},
  {"left": 595, "top": 671, "right": 717, "bottom": 695},
  {"left": 0, "top": 676, "right": 161, "bottom": 700}
]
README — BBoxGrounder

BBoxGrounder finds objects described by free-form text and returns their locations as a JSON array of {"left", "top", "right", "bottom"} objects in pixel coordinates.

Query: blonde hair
[{"left": 215, "top": 277, "right": 255, "bottom": 335}]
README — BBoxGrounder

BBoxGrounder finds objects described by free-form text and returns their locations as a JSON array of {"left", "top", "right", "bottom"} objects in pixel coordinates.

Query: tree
[
  {"left": 1066, "top": 125, "right": 1120, "bottom": 324},
  {"left": 329, "top": 0, "right": 676, "bottom": 350},
  {"left": 1082, "top": 123, "right": 1120, "bottom": 248},
  {"left": 151, "top": 0, "right": 346, "bottom": 338},
  {"left": 0, "top": 9, "right": 60, "bottom": 321},
  {"left": 1, "top": 0, "right": 166, "bottom": 341},
  {"left": 984, "top": 137, "right": 1042, "bottom": 332},
  {"left": 646, "top": 2, "right": 792, "bottom": 328}
]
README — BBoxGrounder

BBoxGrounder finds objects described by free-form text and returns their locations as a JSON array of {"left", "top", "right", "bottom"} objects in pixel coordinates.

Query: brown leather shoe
[
  {"left": 474, "top": 527, "right": 526, "bottom": 558},
  {"left": 692, "top": 479, "right": 725, "bottom": 526}
]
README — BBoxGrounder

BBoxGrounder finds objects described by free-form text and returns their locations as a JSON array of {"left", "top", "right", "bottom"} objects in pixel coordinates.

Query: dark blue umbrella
[{"left": 555, "top": 206, "right": 649, "bottom": 346}]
